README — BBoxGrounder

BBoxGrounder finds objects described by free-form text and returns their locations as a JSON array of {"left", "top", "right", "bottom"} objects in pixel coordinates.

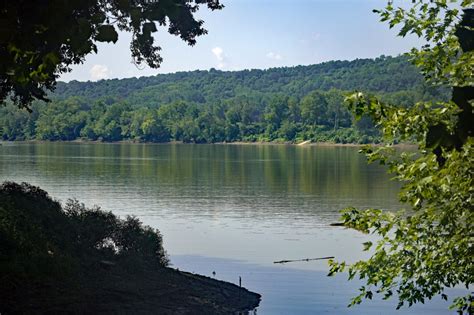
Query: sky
[{"left": 60, "top": 0, "right": 423, "bottom": 82}]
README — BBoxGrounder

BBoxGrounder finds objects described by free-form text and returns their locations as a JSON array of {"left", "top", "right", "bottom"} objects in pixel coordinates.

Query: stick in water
[{"left": 273, "top": 256, "right": 335, "bottom": 264}]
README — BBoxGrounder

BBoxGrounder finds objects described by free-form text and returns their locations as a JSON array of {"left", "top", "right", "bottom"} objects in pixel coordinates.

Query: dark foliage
[
  {"left": 0, "top": 0, "right": 222, "bottom": 109},
  {"left": 0, "top": 182, "right": 263, "bottom": 314},
  {"left": 0, "top": 181, "right": 168, "bottom": 310}
]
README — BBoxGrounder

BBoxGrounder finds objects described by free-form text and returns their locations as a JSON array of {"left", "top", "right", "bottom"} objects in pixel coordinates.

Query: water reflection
[
  {"left": 3, "top": 143, "right": 452, "bottom": 314},
  {"left": 0, "top": 143, "right": 400, "bottom": 267},
  {"left": 173, "top": 255, "right": 461, "bottom": 315}
]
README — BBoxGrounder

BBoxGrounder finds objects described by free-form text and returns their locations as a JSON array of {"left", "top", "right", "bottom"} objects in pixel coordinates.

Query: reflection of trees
[{"left": 0, "top": 143, "right": 400, "bottom": 218}]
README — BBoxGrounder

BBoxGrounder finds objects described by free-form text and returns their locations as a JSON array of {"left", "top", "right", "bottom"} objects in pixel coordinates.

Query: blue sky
[{"left": 60, "top": 0, "right": 423, "bottom": 82}]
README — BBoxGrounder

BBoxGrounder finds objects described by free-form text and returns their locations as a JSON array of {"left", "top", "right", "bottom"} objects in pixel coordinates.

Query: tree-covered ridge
[
  {"left": 1, "top": 55, "right": 449, "bottom": 144},
  {"left": 54, "top": 55, "right": 447, "bottom": 105}
]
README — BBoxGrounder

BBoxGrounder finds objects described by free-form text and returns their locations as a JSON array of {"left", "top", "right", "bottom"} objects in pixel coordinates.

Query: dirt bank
[{"left": 3, "top": 262, "right": 260, "bottom": 314}]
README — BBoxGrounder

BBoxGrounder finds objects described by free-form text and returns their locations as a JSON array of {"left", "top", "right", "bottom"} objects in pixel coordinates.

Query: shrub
[{"left": 0, "top": 182, "right": 168, "bottom": 284}]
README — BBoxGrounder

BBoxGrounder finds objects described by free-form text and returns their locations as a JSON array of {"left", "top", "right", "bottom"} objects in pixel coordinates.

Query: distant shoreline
[{"left": 0, "top": 139, "right": 417, "bottom": 148}]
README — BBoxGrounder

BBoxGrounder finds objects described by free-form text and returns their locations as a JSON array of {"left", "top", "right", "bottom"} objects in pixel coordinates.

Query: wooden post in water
[{"left": 239, "top": 276, "right": 242, "bottom": 301}]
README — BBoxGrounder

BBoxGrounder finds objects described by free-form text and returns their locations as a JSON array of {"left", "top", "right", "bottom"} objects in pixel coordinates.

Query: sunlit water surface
[{"left": 0, "top": 143, "right": 460, "bottom": 314}]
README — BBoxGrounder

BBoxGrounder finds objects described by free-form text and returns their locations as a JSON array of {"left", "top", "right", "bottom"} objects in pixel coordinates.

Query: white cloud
[
  {"left": 212, "top": 47, "right": 224, "bottom": 61},
  {"left": 211, "top": 46, "right": 226, "bottom": 69},
  {"left": 89, "top": 64, "right": 109, "bottom": 81},
  {"left": 266, "top": 52, "right": 283, "bottom": 60}
]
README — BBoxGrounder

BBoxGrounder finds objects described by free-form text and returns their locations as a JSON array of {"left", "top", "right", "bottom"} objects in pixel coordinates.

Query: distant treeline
[{"left": 1, "top": 55, "right": 449, "bottom": 144}]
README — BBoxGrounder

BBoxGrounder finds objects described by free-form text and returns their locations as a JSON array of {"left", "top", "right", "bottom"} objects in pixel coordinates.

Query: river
[{"left": 0, "top": 142, "right": 460, "bottom": 314}]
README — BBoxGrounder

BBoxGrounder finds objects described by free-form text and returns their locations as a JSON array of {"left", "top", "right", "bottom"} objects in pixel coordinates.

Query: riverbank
[
  {"left": 0, "top": 182, "right": 260, "bottom": 314},
  {"left": 5, "top": 263, "right": 260, "bottom": 314},
  {"left": 0, "top": 139, "right": 417, "bottom": 148}
]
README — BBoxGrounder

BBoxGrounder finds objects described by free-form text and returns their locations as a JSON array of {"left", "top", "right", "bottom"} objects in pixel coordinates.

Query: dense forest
[{"left": 0, "top": 55, "right": 449, "bottom": 144}]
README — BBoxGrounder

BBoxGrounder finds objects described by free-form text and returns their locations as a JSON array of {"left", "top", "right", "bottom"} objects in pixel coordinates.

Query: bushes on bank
[{"left": 0, "top": 181, "right": 168, "bottom": 287}]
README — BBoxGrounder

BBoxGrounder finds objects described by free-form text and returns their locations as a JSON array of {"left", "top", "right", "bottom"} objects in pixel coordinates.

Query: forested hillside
[{"left": 1, "top": 55, "right": 449, "bottom": 144}]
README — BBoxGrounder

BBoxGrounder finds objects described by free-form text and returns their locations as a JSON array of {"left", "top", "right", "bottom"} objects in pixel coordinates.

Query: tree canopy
[
  {"left": 0, "top": 55, "right": 450, "bottom": 144},
  {"left": 329, "top": 1, "right": 473, "bottom": 313},
  {"left": 0, "top": 0, "right": 222, "bottom": 109}
]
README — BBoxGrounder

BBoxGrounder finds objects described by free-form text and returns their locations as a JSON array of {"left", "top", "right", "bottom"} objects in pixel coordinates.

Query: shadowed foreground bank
[{"left": 0, "top": 182, "right": 260, "bottom": 314}]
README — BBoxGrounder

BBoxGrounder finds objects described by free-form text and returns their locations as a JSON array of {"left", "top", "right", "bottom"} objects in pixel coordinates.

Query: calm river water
[{"left": 0, "top": 143, "right": 460, "bottom": 314}]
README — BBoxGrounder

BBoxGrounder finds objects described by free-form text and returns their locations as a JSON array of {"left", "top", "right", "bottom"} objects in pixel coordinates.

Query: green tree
[
  {"left": 141, "top": 113, "right": 170, "bottom": 143},
  {"left": 328, "top": 2, "right": 473, "bottom": 313},
  {"left": 0, "top": 0, "right": 222, "bottom": 109},
  {"left": 0, "top": 104, "right": 32, "bottom": 140},
  {"left": 264, "top": 95, "right": 289, "bottom": 138},
  {"left": 35, "top": 98, "right": 88, "bottom": 140},
  {"left": 323, "top": 89, "right": 351, "bottom": 129},
  {"left": 300, "top": 91, "right": 328, "bottom": 126},
  {"left": 157, "top": 101, "right": 189, "bottom": 140},
  {"left": 278, "top": 120, "right": 298, "bottom": 141},
  {"left": 92, "top": 103, "right": 130, "bottom": 141},
  {"left": 80, "top": 101, "right": 107, "bottom": 140}
]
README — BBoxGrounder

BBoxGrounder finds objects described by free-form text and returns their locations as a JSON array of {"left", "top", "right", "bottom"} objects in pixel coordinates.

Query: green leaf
[{"left": 362, "top": 241, "right": 373, "bottom": 251}]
